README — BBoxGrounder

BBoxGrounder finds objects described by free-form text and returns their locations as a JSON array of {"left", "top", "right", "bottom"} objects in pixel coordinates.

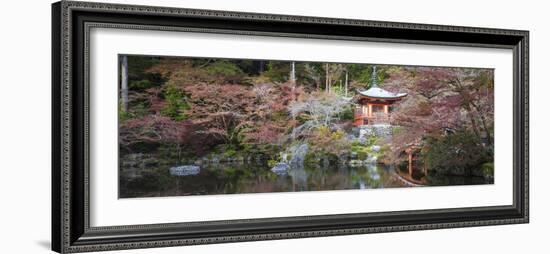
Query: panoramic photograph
[{"left": 118, "top": 55, "right": 494, "bottom": 198}]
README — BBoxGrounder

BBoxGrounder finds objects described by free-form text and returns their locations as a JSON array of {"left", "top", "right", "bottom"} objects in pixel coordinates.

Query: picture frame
[{"left": 51, "top": 1, "right": 529, "bottom": 253}]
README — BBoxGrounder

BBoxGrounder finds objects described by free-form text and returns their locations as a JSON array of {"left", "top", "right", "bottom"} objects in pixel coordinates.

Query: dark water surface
[
  {"left": 119, "top": 158, "right": 491, "bottom": 198},
  {"left": 119, "top": 161, "right": 409, "bottom": 198}
]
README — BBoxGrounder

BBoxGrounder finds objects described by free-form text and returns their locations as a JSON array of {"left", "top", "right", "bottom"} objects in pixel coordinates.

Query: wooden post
[
  {"left": 408, "top": 151, "right": 413, "bottom": 176},
  {"left": 384, "top": 105, "right": 389, "bottom": 122},
  {"left": 368, "top": 104, "right": 373, "bottom": 117}
]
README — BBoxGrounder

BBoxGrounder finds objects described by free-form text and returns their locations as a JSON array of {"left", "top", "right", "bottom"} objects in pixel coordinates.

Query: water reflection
[
  {"left": 119, "top": 161, "right": 405, "bottom": 198},
  {"left": 119, "top": 158, "right": 491, "bottom": 198}
]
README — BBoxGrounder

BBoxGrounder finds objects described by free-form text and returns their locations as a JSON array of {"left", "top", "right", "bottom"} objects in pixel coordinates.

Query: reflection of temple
[{"left": 353, "top": 67, "right": 407, "bottom": 126}]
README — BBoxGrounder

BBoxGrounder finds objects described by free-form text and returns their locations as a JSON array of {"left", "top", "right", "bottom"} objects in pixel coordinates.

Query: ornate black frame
[{"left": 52, "top": 1, "right": 529, "bottom": 253}]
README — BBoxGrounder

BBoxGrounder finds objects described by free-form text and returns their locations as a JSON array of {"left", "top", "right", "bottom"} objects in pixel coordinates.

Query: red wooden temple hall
[{"left": 353, "top": 66, "right": 407, "bottom": 126}]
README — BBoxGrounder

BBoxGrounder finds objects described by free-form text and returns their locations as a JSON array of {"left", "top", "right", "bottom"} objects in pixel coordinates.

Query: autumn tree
[
  {"left": 383, "top": 66, "right": 493, "bottom": 168},
  {"left": 288, "top": 92, "right": 349, "bottom": 138},
  {"left": 447, "top": 68, "right": 494, "bottom": 148},
  {"left": 183, "top": 82, "right": 300, "bottom": 149}
]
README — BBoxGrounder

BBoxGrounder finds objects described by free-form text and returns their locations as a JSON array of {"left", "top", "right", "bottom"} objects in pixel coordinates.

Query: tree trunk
[
  {"left": 120, "top": 55, "right": 129, "bottom": 112},
  {"left": 325, "top": 63, "right": 329, "bottom": 92},
  {"left": 290, "top": 61, "right": 296, "bottom": 84},
  {"left": 464, "top": 103, "right": 480, "bottom": 138},
  {"left": 290, "top": 61, "right": 296, "bottom": 101},
  {"left": 345, "top": 71, "right": 348, "bottom": 97},
  {"left": 259, "top": 60, "right": 265, "bottom": 73},
  {"left": 471, "top": 102, "right": 493, "bottom": 148}
]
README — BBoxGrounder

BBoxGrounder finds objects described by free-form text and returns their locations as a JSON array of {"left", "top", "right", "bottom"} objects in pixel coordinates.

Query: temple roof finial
[
  {"left": 371, "top": 65, "right": 378, "bottom": 88},
  {"left": 354, "top": 65, "right": 407, "bottom": 100}
]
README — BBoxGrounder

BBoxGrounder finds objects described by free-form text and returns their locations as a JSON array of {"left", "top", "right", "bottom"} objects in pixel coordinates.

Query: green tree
[
  {"left": 127, "top": 55, "right": 163, "bottom": 90},
  {"left": 346, "top": 64, "right": 391, "bottom": 89},
  {"left": 262, "top": 61, "right": 291, "bottom": 82},
  {"left": 422, "top": 131, "right": 490, "bottom": 175},
  {"left": 161, "top": 84, "right": 189, "bottom": 121}
]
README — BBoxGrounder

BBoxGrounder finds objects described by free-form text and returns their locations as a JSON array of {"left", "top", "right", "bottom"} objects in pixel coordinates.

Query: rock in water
[
  {"left": 271, "top": 163, "right": 290, "bottom": 175},
  {"left": 169, "top": 165, "right": 200, "bottom": 176}
]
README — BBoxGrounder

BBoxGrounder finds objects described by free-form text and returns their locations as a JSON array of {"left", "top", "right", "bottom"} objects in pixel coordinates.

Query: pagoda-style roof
[
  {"left": 356, "top": 87, "right": 407, "bottom": 100},
  {"left": 354, "top": 66, "right": 407, "bottom": 101}
]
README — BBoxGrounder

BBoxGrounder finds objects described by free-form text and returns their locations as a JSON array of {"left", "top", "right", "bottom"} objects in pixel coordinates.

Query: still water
[
  {"left": 119, "top": 161, "right": 409, "bottom": 198},
  {"left": 119, "top": 157, "right": 492, "bottom": 198}
]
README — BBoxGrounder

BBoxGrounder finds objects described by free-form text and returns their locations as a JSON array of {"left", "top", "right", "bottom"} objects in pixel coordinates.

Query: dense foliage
[
  {"left": 119, "top": 55, "right": 494, "bottom": 180},
  {"left": 422, "top": 131, "right": 490, "bottom": 175}
]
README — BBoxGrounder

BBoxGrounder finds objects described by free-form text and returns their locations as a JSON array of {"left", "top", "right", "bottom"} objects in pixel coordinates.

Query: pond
[
  {"left": 119, "top": 159, "right": 410, "bottom": 198},
  {"left": 119, "top": 155, "right": 492, "bottom": 198}
]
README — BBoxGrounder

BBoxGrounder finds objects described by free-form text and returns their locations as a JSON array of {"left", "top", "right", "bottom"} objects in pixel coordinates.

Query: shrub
[
  {"left": 308, "top": 126, "right": 351, "bottom": 157},
  {"left": 267, "top": 159, "right": 278, "bottom": 168},
  {"left": 223, "top": 148, "right": 237, "bottom": 157},
  {"left": 205, "top": 60, "right": 245, "bottom": 83},
  {"left": 481, "top": 162, "right": 494, "bottom": 176},
  {"left": 118, "top": 101, "right": 132, "bottom": 122},
  {"left": 422, "top": 131, "right": 490, "bottom": 175},
  {"left": 262, "top": 62, "right": 290, "bottom": 82},
  {"left": 205, "top": 60, "right": 243, "bottom": 76},
  {"left": 130, "top": 79, "right": 155, "bottom": 90},
  {"left": 161, "top": 84, "right": 189, "bottom": 121},
  {"left": 356, "top": 150, "right": 368, "bottom": 161},
  {"left": 340, "top": 105, "right": 355, "bottom": 120}
]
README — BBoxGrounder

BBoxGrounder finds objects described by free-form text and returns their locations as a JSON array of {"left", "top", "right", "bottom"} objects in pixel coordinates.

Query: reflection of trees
[
  {"left": 288, "top": 167, "right": 309, "bottom": 191},
  {"left": 119, "top": 158, "right": 408, "bottom": 198}
]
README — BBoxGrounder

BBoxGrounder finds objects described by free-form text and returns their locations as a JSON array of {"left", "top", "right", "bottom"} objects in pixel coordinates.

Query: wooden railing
[{"left": 354, "top": 112, "right": 391, "bottom": 125}]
